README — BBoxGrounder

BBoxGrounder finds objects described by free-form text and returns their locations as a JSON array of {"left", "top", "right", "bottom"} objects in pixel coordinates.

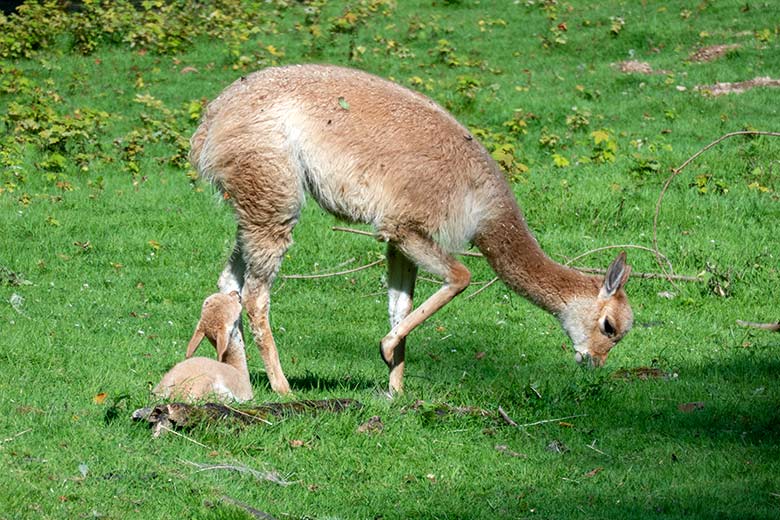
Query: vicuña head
[
  {"left": 559, "top": 252, "right": 633, "bottom": 367},
  {"left": 153, "top": 290, "right": 252, "bottom": 403},
  {"left": 186, "top": 290, "right": 242, "bottom": 362},
  {"left": 189, "top": 64, "right": 634, "bottom": 395}
]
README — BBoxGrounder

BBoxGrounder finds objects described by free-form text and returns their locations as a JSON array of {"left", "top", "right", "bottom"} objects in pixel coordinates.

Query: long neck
[
  {"left": 473, "top": 198, "right": 600, "bottom": 316},
  {"left": 222, "top": 325, "right": 250, "bottom": 378}
]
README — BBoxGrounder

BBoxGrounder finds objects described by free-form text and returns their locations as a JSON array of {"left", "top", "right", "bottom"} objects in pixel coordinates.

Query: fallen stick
[
  {"left": 0, "top": 428, "right": 32, "bottom": 445},
  {"left": 653, "top": 130, "right": 780, "bottom": 283},
  {"left": 515, "top": 414, "right": 587, "bottom": 428},
  {"left": 184, "top": 460, "right": 292, "bottom": 486},
  {"left": 736, "top": 320, "right": 780, "bottom": 332},
  {"left": 220, "top": 495, "right": 279, "bottom": 520},
  {"left": 572, "top": 266, "right": 702, "bottom": 282},
  {"left": 465, "top": 276, "right": 499, "bottom": 299},
  {"left": 331, "top": 225, "right": 374, "bottom": 237},
  {"left": 282, "top": 258, "right": 384, "bottom": 279},
  {"left": 331, "top": 226, "right": 484, "bottom": 257},
  {"left": 497, "top": 406, "right": 518, "bottom": 427},
  {"left": 565, "top": 244, "right": 675, "bottom": 275}
]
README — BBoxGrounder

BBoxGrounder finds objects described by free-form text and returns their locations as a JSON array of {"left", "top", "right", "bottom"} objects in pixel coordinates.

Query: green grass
[{"left": 1, "top": 0, "right": 780, "bottom": 518}]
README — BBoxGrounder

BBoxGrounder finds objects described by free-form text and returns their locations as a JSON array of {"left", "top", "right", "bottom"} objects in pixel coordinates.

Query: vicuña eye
[{"left": 602, "top": 318, "right": 616, "bottom": 337}]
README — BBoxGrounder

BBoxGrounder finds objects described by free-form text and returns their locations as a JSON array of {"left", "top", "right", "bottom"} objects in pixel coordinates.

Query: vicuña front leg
[
  {"left": 217, "top": 239, "right": 248, "bottom": 360},
  {"left": 379, "top": 234, "right": 471, "bottom": 394},
  {"left": 243, "top": 277, "right": 291, "bottom": 394}
]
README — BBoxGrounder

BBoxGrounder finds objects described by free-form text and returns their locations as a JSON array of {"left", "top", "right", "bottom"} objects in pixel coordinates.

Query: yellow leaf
[
  {"left": 148, "top": 240, "right": 161, "bottom": 251},
  {"left": 591, "top": 129, "right": 610, "bottom": 144},
  {"left": 93, "top": 392, "right": 107, "bottom": 404}
]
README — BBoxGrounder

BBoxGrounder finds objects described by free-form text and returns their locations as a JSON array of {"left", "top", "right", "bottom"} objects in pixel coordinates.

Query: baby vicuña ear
[
  {"left": 185, "top": 327, "right": 205, "bottom": 358},
  {"left": 216, "top": 332, "right": 229, "bottom": 363},
  {"left": 601, "top": 251, "right": 631, "bottom": 298}
]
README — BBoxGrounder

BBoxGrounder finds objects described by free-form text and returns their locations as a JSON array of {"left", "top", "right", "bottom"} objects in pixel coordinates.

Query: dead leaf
[
  {"left": 357, "top": 415, "right": 383, "bottom": 434},
  {"left": 495, "top": 445, "right": 527, "bottom": 458},
  {"left": 695, "top": 76, "right": 780, "bottom": 96},
  {"left": 614, "top": 60, "right": 669, "bottom": 75},
  {"left": 583, "top": 467, "right": 603, "bottom": 478},
  {"left": 93, "top": 392, "right": 108, "bottom": 405},
  {"left": 475, "top": 351, "right": 486, "bottom": 360},
  {"left": 688, "top": 44, "right": 740, "bottom": 63},
  {"left": 180, "top": 66, "right": 199, "bottom": 74},
  {"left": 289, "top": 439, "right": 305, "bottom": 448},
  {"left": 677, "top": 401, "right": 705, "bottom": 413},
  {"left": 546, "top": 440, "right": 569, "bottom": 454}
]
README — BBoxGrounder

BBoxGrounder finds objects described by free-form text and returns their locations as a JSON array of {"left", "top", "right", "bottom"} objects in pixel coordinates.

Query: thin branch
[
  {"left": 220, "top": 495, "right": 279, "bottom": 520},
  {"left": 331, "top": 225, "right": 374, "bottom": 237},
  {"left": 222, "top": 404, "right": 273, "bottom": 425},
  {"left": 572, "top": 266, "right": 702, "bottom": 282},
  {"left": 183, "top": 460, "right": 292, "bottom": 486},
  {"left": 515, "top": 414, "right": 587, "bottom": 428},
  {"left": 0, "top": 428, "right": 32, "bottom": 445},
  {"left": 159, "top": 425, "right": 212, "bottom": 450},
  {"left": 565, "top": 244, "right": 675, "bottom": 275},
  {"left": 465, "top": 276, "right": 500, "bottom": 299},
  {"left": 585, "top": 440, "right": 610, "bottom": 457},
  {"left": 281, "top": 258, "right": 384, "bottom": 279},
  {"left": 736, "top": 320, "right": 780, "bottom": 332},
  {"left": 653, "top": 130, "right": 780, "bottom": 282},
  {"left": 331, "top": 226, "right": 483, "bottom": 257},
  {"left": 498, "top": 406, "right": 518, "bottom": 427}
]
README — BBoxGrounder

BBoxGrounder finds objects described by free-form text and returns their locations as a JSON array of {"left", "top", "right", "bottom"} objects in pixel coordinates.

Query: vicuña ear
[{"left": 601, "top": 251, "right": 631, "bottom": 298}]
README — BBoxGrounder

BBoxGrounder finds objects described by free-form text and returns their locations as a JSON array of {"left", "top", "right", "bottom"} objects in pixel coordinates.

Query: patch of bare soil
[
  {"left": 688, "top": 44, "right": 740, "bottom": 63},
  {"left": 614, "top": 60, "right": 669, "bottom": 75},
  {"left": 695, "top": 76, "right": 780, "bottom": 96}
]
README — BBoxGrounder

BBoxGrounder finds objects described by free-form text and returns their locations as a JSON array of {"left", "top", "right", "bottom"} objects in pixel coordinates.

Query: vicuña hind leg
[
  {"left": 379, "top": 232, "right": 471, "bottom": 394},
  {"left": 384, "top": 244, "right": 418, "bottom": 394}
]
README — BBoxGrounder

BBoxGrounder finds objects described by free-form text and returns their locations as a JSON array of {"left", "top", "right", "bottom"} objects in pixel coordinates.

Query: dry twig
[
  {"left": 515, "top": 414, "right": 587, "bottom": 428},
  {"left": 184, "top": 460, "right": 292, "bottom": 486},
  {"left": 565, "top": 244, "right": 675, "bottom": 275},
  {"left": 220, "top": 495, "right": 279, "bottom": 520},
  {"left": 572, "top": 266, "right": 701, "bottom": 282},
  {"left": 497, "top": 406, "right": 518, "bottom": 427},
  {"left": 736, "top": 320, "right": 780, "bottom": 332},
  {"left": 653, "top": 131, "right": 780, "bottom": 283},
  {"left": 0, "top": 428, "right": 32, "bottom": 445},
  {"left": 282, "top": 258, "right": 384, "bottom": 279},
  {"left": 465, "top": 276, "right": 500, "bottom": 299}
]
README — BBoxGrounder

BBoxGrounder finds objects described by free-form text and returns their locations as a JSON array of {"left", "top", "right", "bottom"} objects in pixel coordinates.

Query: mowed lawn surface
[{"left": 1, "top": 1, "right": 779, "bottom": 518}]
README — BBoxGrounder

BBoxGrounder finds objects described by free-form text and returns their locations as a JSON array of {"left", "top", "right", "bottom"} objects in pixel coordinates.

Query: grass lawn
[{"left": 1, "top": 1, "right": 779, "bottom": 518}]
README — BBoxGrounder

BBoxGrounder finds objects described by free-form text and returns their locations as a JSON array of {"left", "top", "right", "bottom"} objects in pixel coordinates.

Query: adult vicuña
[
  {"left": 153, "top": 291, "right": 253, "bottom": 403},
  {"left": 190, "top": 64, "right": 633, "bottom": 395}
]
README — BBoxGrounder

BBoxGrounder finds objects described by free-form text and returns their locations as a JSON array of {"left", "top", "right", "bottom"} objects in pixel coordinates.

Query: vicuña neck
[{"left": 473, "top": 198, "right": 599, "bottom": 316}]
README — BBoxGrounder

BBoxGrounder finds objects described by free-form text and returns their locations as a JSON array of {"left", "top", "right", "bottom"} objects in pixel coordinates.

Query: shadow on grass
[{"left": 250, "top": 370, "right": 378, "bottom": 393}]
